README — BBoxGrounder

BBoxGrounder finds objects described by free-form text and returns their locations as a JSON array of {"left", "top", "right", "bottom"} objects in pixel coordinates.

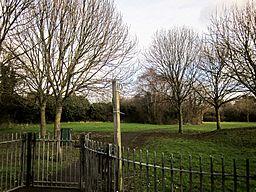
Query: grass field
[
  {"left": 1, "top": 121, "right": 256, "bottom": 160},
  {"left": 1, "top": 121, "right": 256, "bottom": 162},
  {"left": 1, "top": 121, "right": 256, "bottom": 133},
  {"left": 1, "top": 121, "right": 256, "bottom": 191}
]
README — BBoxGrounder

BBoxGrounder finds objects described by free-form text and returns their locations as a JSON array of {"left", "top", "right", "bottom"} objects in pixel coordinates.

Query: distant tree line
[
  {"left": 121, "top": 94, "right": 256, "bottom": 124},
  {"left": 0, "top": 80, "right": 255, "bottom": 126},
  {"left": 0, "top": 92, "right": 113, "bottom": 125}
]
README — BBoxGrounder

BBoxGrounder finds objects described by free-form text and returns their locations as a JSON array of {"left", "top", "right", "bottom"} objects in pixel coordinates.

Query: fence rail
[
  {"left": 81, "top": 135, "right": 256, "bottom": 192},
  {"left": 1, "top": 132, "right": 256, "bottom": 192}
]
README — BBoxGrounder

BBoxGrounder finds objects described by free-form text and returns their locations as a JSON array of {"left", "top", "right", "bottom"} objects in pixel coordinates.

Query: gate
[
  {"left": 0, "top": 132, "right": 81, "bottom": 192},
  {"left": 28, "top": 133, "right": 80, "bottom": 189}
]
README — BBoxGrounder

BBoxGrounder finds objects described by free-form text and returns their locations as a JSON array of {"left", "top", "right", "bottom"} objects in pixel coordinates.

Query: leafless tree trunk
[
  {"left": 178, "top": 103, "right": 183, "bottom": 133},
  {"left": 209, "top": 0, "right": 256, "bottom": 97},
  {"left": 39, "top": 98, "right": 47, "bottom": 136},
  {"left": 145, "top": 27, "right": 201, "bottom": 133},
  {"left": 196, "top": 39, "right": 241, "bottom": 130},
  {"left": 54, "top": 100, "right": 62, "bottom": 140},
  {"left": 214, "top": 106, "right": 221, "bottom": 130},
  {"left": 54, "top": 100, "right": 63, "bottom": 157}
]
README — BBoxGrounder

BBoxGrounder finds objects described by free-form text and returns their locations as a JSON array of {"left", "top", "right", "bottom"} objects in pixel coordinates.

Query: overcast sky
[{"left": 115, "top": 0, "right": 247, "bottom": 48}]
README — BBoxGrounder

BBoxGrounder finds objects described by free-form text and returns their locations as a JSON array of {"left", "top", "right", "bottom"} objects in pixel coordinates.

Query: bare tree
[
  {"left": 209, "top": 0, "right": 256, "bottom": 97},
  {"left": 5, "top": 0, "right": 53, "bottom": 136},
  {"left": 145, "top": 27, "right": 201, "bottom": 133},
  {"left": 5, "top": 0, "right": 136, "bottom": 139},
  {"left": 196, "top": 40, "right": 241, "bottom": 130},
  {"left": 24, "top": 0, "right": 135, "bottom": 140}
]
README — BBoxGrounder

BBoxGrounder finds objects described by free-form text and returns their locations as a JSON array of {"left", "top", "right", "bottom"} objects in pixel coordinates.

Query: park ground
[
  {"left": 2, "top": 121, "right": 256, "bottom": 191},
  {"left": 1, "top": 121, "right": 256, "bottom": 161}
]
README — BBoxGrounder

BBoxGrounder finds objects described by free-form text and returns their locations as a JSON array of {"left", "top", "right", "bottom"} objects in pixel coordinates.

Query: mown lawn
[
  {"left": 1, "top": 121, "right": 256, "bottom": 163},
  {"left": 0, "top": 121, "right": 256, "bottom": 133}
]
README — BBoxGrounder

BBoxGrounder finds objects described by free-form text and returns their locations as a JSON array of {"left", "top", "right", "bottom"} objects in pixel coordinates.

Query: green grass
[
  {"left": 143, "top": 137, "right": 256, "bottom": 163},
  {"left": 0, "top": 121, "right": 256, "bottom": 134},
  {"left": 139, "top": 135, "right": 256, "bottom": 191},
  {"left": 129, "top": 124, "right": 256, "bottom": 191},
  {"left": 1, "top": 121, "right": 256, "bottom": 191}
]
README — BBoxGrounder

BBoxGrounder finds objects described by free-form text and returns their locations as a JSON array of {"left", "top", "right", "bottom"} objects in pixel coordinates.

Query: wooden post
[{"left": 112, "top": 79, "right": 122, "bottom": 191}]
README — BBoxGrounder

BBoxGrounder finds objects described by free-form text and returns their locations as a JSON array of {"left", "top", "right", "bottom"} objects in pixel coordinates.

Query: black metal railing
[
  {"left": 0, "top": 133, "right": 25, "bottom": 192},
  {"left": 0, "top": 132, "right": 80, "bottom": 192},
  {"left": 80, "top": 134, "right": 256, "bottom": 192},
  {"left": 1, "top": 132, "right": 256, "bottom": 192}
]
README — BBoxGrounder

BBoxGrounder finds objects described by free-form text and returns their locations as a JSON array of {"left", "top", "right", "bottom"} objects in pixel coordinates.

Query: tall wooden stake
[{"left": 112, "top": 79, "right": 122, "bottom": 191}]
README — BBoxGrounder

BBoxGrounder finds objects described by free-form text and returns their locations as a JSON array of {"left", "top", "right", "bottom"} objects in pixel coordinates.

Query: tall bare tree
[
  {"left": 209, "top": 0, "right": 256, "bottom": 97},
  {"left": 145, "top": 27, "right": 201, "bottom": 133},
  {"left": 5, "top": 0, "right": 53, "bottom": 136},
  {"left": 6, "top": 0, "right": 136, "bottom": 138},
  {"left": 23, "top": 0, "right": 135, "bottom": 140},
  {"left": 196, "top": 41, "right": 241, "bottom": 130}
]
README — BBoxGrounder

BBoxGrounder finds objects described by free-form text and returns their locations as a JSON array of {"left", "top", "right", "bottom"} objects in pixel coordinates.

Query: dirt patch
[{"left": 83, "top": 127, "right": 256, "bottom": 149}]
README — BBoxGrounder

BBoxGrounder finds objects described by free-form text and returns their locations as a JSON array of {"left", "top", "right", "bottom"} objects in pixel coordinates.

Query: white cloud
[{"left": 115, "top": 0, "right": 249, "bottom": 48}]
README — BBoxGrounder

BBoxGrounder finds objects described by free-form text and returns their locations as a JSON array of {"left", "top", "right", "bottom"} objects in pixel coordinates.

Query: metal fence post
[
  {"left": 31, "top": 133, "right": 36, "bottom": 187},
  {"left": 80, "top": 134, "right": 86, "bottom": 191},
  {"left": 26, "top": 133, "right": 32, "bottom": 187},
  {"left": 21, "top": 134, "right": 26, "bottom": 186},
  {"left": 108, "top": 144, "right": 113, "bottom": 192}
]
